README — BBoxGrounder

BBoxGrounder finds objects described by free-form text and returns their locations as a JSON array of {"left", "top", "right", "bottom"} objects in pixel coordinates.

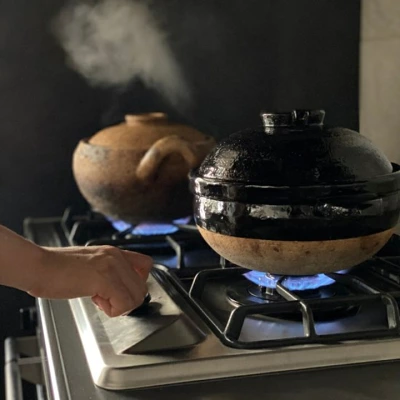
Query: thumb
[
  {"left": 121, "top": 251, "right": 153, "bottom": 280},
  {"left": 92, "top": 295, "right": 110, "bottom": 314}
]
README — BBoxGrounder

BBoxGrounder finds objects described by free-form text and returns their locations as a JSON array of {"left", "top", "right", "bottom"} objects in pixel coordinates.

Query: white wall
[{"left": 360, "top": 0, "right": 400, "bottom": 163}]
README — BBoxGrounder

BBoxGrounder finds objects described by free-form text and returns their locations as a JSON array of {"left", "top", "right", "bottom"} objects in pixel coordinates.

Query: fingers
[
  {"left": 93, "top": 276, "right": 144, "bottom": 318},
  {"left": 92, "top": 296, "right": 122, "bottom": 317},
  {"left": 69, "top": 246, "right": 153, "bottom": 280},
  {"left": 58, "top": 246, "right": 154, "bottom": 280},
  {"left": 121, "top": 250, "right": 153, "bottom": 280},
  {"left": 36, "top": 245, "right": 153, "bottom": 318},
  {"left": 92, "top": 295, "right": 106, "bottom": 311},
  {"left": 92, "top": 294, "right": 131, "bottom": 317},
  {"left": 91, "top": 249, "right": 150, "bottom": 317},
  {"left": 111, "top": 256, "right": 148, "bottom": 304}
]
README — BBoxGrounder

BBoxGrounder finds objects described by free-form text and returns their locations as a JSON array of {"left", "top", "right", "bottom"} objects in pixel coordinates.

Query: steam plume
[{"left": 53, "top": 0, "right": 191, "bottom": 110}]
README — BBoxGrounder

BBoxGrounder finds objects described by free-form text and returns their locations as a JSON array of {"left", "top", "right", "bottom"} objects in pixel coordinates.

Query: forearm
[
  {"left": 0, "top": 224, "right": 45, "bottom": 292},
  {"left": 0, "top": 224, "right": 152, "bottom": 316}
]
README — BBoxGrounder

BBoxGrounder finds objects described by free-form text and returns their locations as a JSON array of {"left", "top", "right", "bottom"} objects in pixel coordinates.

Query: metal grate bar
[
  {"left": 165, "top": 235, "right": 184, "bottom": 269},
  {"left": 327, "top": 272, "right": 400, "bottom": 331},
  {"left": 276, "top": 281, "right": 317, "bottom": 338},
  {"left": 189, "top": 268, "right": 245, "bottom": 298},
  {"left": 327, "top": 272, "right": 380, "bottom": 294},
  {"left": 188, "top": 266, "right": 400, "bottom": 350}
]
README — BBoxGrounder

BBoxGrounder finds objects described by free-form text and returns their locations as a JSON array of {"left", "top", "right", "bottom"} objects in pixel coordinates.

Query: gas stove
[{"left": 23, "top": 209, "right": 400, "bottom": 392}]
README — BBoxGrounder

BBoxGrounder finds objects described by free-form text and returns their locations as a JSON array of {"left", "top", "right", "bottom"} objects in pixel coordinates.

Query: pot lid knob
[
  {"left": 261, "top": 109, "right": 325, "bottom": 130},
  {"left": 125, "top": 112, "right": 168, "bottom": 125}
]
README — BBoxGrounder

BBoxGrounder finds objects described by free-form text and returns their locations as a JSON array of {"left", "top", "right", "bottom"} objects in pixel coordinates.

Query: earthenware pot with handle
[{"left": 73, "top": 112, "right": 216, "bottom": 223}]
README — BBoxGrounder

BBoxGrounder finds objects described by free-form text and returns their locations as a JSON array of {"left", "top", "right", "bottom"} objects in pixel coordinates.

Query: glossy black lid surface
[{"left": 197, "top": 110, "right": 393, "bottom": 186}]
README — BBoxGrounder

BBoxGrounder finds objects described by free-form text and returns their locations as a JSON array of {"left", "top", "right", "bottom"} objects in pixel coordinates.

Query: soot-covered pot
[
  {"left": 73, "top": 113, "right": 216, "bottom": 223},
  {"left": 190, "top": 110, "right": 400, "bottom": 275}
]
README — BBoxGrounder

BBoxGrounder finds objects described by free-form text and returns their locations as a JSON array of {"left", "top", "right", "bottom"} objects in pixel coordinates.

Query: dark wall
[{"left": 0, "top": 0, "right": 360, "bottom": 394}]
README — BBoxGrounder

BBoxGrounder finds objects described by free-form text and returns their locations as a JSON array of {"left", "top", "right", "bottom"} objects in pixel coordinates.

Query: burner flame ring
[{"left": 243, "top": 271, "right": 336, "bottom": 291}]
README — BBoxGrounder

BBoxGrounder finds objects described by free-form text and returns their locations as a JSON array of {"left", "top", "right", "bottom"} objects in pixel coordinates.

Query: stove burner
[
  {"left": 227, "top": 273, "right": 358, "bottom": 322},
  {"left": 108, "top": 216, "right": 192, "bottom": 236},
  {"left": 243, "top": 271, "right": 335, "bottom": 291},
  {"left": 247, "top": 285, "right": 283, "bottom": 301}
]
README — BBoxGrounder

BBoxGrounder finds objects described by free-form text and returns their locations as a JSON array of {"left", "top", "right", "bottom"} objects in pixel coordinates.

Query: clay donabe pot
[
  {"left": 190, "top": 110, "right": 400, "bottom": 275},
  {"left": 73, "top": 113, "right": 216, "bottom": 223}
]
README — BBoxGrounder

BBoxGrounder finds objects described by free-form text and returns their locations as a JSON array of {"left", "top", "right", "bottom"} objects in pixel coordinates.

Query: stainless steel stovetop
[{"left": 24, "top": 209, "right": 400, "bottom": 392}]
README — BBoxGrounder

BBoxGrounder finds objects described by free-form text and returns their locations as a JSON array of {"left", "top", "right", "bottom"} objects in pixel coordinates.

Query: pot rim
[
  {"left": 190, "top": 163, "right": 400, "bottom": 204},
  {"left": 193, "top": 191, "right": 400, "bottom": 241}
]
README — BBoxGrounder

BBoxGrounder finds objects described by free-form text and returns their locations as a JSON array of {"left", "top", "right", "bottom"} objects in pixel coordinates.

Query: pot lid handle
[{"left": 261, "top": 109, "right": 325, "bottom": 129}]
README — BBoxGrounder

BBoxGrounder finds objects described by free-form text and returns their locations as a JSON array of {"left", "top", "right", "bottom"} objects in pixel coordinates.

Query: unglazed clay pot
[
  {"left": 190, "top": 110, "right": 400, "bottom": 275},
  {"left": 73, "top": 113, "right": 216, "bottom": 223}
]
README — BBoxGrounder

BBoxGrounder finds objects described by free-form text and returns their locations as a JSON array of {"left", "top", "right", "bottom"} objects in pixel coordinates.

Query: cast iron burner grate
[
  {"left": 225, "top": 279, "right": 359, "bottom": 322},
  {"left": 179, "top": 261, "right": 400, "bottom": 349}
]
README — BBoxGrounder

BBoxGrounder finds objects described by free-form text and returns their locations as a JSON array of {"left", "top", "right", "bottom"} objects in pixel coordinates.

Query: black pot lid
[{"left": 197, "top": 110, "right": 393, "bottom": 186}]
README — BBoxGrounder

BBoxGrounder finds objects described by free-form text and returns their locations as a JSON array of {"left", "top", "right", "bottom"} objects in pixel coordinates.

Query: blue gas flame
[
  {"left": 110, "top": 219, "right": 132, "bottom": 232},
  {"left": 243, "top": 271, "right": 336, "bottom": 291},
  {"left": 132, "top": 222, "right": 178, "bottom": 235},
  {"left": 108, "top": 216, "right": 191, "bottom": 236}
]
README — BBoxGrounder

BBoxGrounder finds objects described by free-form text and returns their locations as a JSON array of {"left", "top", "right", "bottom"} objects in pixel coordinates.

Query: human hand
[{"left": 28, "top": 245, "right": 153, "bottom": 317}]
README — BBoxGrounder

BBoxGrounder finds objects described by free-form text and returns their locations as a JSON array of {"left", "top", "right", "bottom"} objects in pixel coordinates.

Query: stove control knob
[
  {"left": 19, "top": 307, "right": 37, "bottom": 332},
  {"left": 128, "top": 293, "right": 151, "bottom": 316}
]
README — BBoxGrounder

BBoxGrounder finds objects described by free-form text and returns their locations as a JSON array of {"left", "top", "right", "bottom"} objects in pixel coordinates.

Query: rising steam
[{"left": 53, "top": 0, "right": 191, "bottom": 109}]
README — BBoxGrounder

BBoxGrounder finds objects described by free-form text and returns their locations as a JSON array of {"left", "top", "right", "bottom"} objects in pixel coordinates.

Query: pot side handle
[{"left": 136, "top": 135, "right": 200, "bottom": 181}]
